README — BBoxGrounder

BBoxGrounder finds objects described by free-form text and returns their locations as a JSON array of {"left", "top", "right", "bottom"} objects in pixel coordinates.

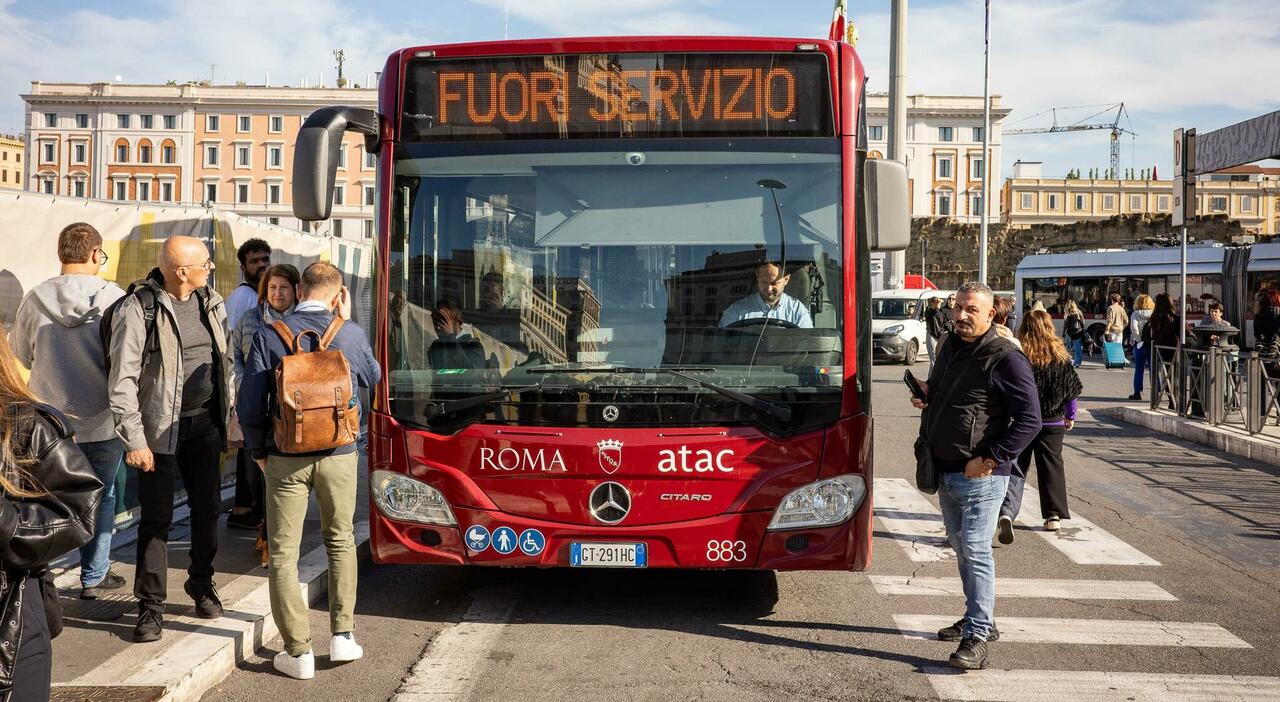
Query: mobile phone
[{"left": 904, "top": 369, "right": 928, "bottom": 401}]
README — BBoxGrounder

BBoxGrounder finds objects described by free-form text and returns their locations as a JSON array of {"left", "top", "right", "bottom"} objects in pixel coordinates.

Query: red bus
[{"left": 292, "top": 36, "right": 908, "bottom": 572}]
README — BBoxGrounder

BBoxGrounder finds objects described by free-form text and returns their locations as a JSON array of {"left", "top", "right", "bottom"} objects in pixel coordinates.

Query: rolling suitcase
[{"left": 1103, "top": 341, "right": 1127, "bottom": 369}]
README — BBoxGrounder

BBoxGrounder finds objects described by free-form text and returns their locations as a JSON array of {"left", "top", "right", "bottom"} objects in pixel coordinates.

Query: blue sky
[{"left": 3, "top": 0, "right": 1277, "bottom": 178}]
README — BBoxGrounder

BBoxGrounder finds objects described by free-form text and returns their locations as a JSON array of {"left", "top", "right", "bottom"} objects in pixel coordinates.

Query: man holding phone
[{"left": 909, "top": 281, "right": 1040, "bottom": 671}]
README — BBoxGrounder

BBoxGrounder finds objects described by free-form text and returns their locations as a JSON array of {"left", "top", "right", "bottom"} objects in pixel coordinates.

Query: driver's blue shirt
[{"left": 719, "top": 292, "right": 813, "bottom": 328}]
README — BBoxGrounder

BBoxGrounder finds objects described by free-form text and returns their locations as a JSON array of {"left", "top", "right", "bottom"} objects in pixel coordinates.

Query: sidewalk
[
  {"left": 50, "top": 456, "right": 370, "bottom": 702},
  {"left": 1092, "top": 403, "right": 1280, "bottom": 469}
]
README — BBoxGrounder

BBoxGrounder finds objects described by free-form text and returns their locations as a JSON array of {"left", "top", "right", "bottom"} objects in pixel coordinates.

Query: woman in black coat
[{"left": 0, "top": 331, "right": 103, "bottom": 701}]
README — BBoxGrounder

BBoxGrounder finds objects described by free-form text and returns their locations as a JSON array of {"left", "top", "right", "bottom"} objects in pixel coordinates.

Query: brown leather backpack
[{"left": 270, "top": 318, "right": 359, "bottom": 453}]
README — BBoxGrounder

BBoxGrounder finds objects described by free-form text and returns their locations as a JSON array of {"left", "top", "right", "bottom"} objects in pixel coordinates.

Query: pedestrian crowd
[{"left": 1, "top": 223, "right": 378, "bottom": 696}]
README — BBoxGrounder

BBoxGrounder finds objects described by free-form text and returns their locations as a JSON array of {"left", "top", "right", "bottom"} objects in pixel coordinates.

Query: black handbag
[{"left": 914, "top": 435, "right": 939, "bottom": 494}]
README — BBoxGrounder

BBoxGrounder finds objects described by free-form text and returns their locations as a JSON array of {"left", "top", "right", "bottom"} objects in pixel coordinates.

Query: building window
[
  {"left": 337, "top": 145, "right": 347, "bottom": 169},
  {"left": 1211, "top": 196, "right": 1228, "bottom": 212},
  {"left": 205, "top": 182, "right": 217, "bottom": 202},
  {"left": 1130, "top": 194, "right": 1142, "bottom": 210},
  {"left": 363, "top": 148, "right": 376, "bottom": 169},
  {"left": 970, "top": 194, "right": 983, "bottom": 216},
  {"left": 73, "top": 180, "right": 85, "bottom": 197},
  {"left": 936, "top": 156, "right": 953, "bottom": 179},
  {"left": 333, "top": 219, "right": 344, "bottom": 238},
  {"left": 115, "top": 181, "right": 127, "bottom": 200},
  {"left": 42, "top": 178, "right": 54, "bottom": 194},
  {"left": 141, "top": 114, "right": 153, "bottom": 129},
  {"left": 938, "top": 126, "right": 954, "bottom": 142},
  {"left": 42, "top": 142, "right": 56, "bottom": 162},
  {"left": 43, "top": 112, "right": 57, "bottom": 128},
  {"left": 161, "top": 181, "right": 173, "bottom": 201},
  {"left": 1074, "top": 194, "right": 1085, "bottom": 211},
  {"left": 75, "top": 113, "right": 88, "bottom": 128},
  {"left": 236, "top": 115, "right": 250, "bottom": 132},
  {"left": 868, "top": 125, "right": 883, "bottom": 141},
  {"left": 236, "top": 145, "right": 250, "bottom": 167},
  {"left": 205, "top": 144, "right": 219, "bottom": 167},
  {"left": 117, "top": 114, "right": 130, "bottom": 129},
  {"left": 139, "top": 145, "right": 152, "bottom": 163},
  {"left": 1102, "top": 194, "right": 1115, "bottom": 211},
  {"left": 362, "top": 219, "right": 374, "bottom": 238},
  {"left": 906, "top": 124, "right": 915, "bottom": 141},
  {"left": 116, "top": 144, "right": 128, "bottom": 162},
  {"left": 162, "top": 145, "right": 175, "bottom": 163},
  {"left": 270, "top": 115, "right": 283, "bottom": 133},
  {"left": 937, "top": 191, "right": 953, "bottom": 216},
  {"left": 363, "top": 185, "right": 375, "bottom": 206},
  {"left": 334, "top": 185, "right": 345, "bottom": 205},
  {"left": 73, "top": 143, "right": 86, "bottom": 163},
  {"left": 268, "top": 183, "right": 281, "bottom": 204},
  {"left": 970, "top": 158, "right": 984, "bottom": 180},
  {"left": 164, "top": 114, "right": 176, "bottom": 130},
  {"left": 972, "top": 127, "right": 984, "bottom": 142},
  {"left": 237, "top": 183, "right": 250, "bottom": 203},
  {"left": 206, "top": 114, "right": 220, "bottom": 131},
  {"left": 1242, "top": 195, "right": 1254, "bottom": 213},
  {"left": 138, "top": 181, "right": 151, "bottom": 201},
  {"left": 268, "top": 217, "right": 280, "bottom": 225},
  {"left": 268, "top": 145, "right": 282, "bottom": 168},
  {"left": 1158, "top": 195, "right": 1170, "bottom": 211},
  {"left": 1020, "top": 193, "right": 1033, "bottom": 210},
  {"left": 1048, "top": 194, "right": 1059, "bottom": 210}
]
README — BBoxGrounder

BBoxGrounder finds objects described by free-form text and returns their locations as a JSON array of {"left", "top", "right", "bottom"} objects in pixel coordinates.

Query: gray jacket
[
  {"left": 11, "top": 275, "right": 125, "bottom": 443},
  {"left": 107, "top": 269, "right": 233, "bottom": 454},
  {"left": 231, "top": 301, "right": 292, "bottom": 388}
]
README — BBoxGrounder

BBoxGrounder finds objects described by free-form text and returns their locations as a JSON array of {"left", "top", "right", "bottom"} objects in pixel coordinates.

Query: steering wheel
[{"left": 726, "top": 317, "right": 799, "bottom": 330}]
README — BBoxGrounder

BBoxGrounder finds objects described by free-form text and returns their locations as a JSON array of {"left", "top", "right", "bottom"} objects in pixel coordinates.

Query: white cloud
[
  {"left": 0, "top": 0, "right": 419, "bottom": 132},
  {"left": 473, "top": 0, "right": 746, "bottom": 37}
]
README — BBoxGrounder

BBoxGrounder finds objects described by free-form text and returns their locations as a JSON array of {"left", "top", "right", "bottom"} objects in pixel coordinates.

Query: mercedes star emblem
[
  {"left": 588, "top": 481, "right": 631, "bottom": 524},
  {"left": 602, "top": 405, "right": 620, "bottom": 422}
]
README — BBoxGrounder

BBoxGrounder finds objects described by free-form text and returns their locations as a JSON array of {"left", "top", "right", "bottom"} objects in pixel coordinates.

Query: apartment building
[
  {"left": 21, "top": 81, "right": 377, "bottom": 239},
  {"left": 0, "top": 134, "right": 22, "bottom": 190},
  {"left": 864, "top": 94, "right": 1011, "bottom": 222},
  {"left": 1001, "top": 161, "right": 1280, "bottom": 235}
]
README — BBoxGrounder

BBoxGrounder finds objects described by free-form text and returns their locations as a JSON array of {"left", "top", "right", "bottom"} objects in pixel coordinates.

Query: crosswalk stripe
[
  {"left": 894, "top": 615, "right": 1251, "bottom": 648},
  {"left": 873, "top": 478, "right": 953, "bottom": 562},
  {"left": 923, "top": 668, "right": 1280, "bottom": 701},
  {"left": 1016, "top": 484, "right": 1161, "bottom": 566},
  {"left": 868, "top": 575, "right": 1177, "bottom": 600}
]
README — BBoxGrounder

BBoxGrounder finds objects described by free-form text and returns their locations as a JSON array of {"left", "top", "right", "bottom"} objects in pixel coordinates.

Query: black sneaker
[
  {"left": 226, "top": 511, "right": 262, "bottom": 530},
  {"left": 1129, "top": 392, "right": 1143, "bottom": 401},
  {"left": 134, "top": 609, "right": 164, "bottom": 642},
  {"left": 937, "top": 619, "right": 1000, "bottom": 642},
  {"left": 997, "top": 516, "right": 1015, "bottom": 545},
  {"left": 184, "top": 579, "right": 224, "bottom": 619},
  {"left": 948, "top": 636, "right": 989, "bottom": 670},
  {"left": 81, "top": 569, "right": 127, "bottom": 600}
]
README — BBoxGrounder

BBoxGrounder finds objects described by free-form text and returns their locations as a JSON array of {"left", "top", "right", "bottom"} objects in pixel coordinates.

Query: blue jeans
[
  {"left": 1133, "top": 343, "right": 1150, "bottom": 395},
  {"left": 77, "top": 438, "right": 123, "bottom": 588},
  {"left": 938, "top": 470, "right": 1009, "bottom": 641},
  {"left": 1067, "top": 337, "right": 1083, "bottom": 367}
]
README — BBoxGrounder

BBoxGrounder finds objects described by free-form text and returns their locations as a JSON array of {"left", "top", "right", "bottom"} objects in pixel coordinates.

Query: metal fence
[{"left": 1151, "top": 344, "right": 1280, "bottom": 434}]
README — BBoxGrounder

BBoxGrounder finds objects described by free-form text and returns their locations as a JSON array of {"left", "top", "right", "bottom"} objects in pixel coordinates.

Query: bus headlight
[
  {"left": 371, "top": 470, "right": 456, "bottom": 526},
  {"left": 882, "top": 324, "right": 904, "bottom": 336},
  {"left": 767, "top": 475, "right": 866, "bottom": 530}
]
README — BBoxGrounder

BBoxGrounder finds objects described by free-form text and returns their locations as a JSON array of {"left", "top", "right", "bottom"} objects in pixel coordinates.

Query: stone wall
[{"left": 912, "top": 214, "right": 1255, "bottom": 291}]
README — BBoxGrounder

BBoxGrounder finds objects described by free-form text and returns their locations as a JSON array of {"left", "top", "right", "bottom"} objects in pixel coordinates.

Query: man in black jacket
[
  {"left": 910, "top": 281, "right": 1041, "bottom": 670},
  {"left": 924, "top": 295, "right": 947, "bottom": 366}
]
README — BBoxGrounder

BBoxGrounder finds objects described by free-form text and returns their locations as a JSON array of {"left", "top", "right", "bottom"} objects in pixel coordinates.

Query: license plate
[{"left": 570, "top": 542, "right": 647, "bottom": 568}]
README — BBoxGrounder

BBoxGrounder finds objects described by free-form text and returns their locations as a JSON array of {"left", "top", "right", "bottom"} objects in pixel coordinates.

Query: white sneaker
[
  {"left": 330, "top": 633, "right": 364, "bottom": 663},
  {"left": 1044, "top": 517, "right": 1061, "bottom": 532},
  {"left": 273, "top": 650, "right": 315, "bottom": 680}
]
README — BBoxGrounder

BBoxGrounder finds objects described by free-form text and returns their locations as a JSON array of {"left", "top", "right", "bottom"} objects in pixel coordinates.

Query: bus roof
[
  {"left": 1015, "top": 242, "right": 1280, "bottom": 278},
  {"left": 396, "top": 36, "right": 838, "bottom": 59}
]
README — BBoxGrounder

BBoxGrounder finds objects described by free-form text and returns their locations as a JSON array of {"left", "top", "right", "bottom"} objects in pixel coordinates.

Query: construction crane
[{"left": 1005, "top": 102, "right": 1136, "bottom": 177}]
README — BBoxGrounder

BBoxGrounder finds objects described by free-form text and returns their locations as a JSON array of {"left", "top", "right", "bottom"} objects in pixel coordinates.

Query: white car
[{"left": 872, "top": 289, "right": 949, "bottom": 364}]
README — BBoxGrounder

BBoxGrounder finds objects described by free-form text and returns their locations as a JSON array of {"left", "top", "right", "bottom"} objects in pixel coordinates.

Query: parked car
[{"left": 871, "top": 288, "right": 949, "bottom": 364}]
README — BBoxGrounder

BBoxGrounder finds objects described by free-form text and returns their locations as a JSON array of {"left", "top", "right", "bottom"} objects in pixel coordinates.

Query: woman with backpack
[
  {"left": 0, "top": 331, "right": 103, "bottom": 700},
  {"left": 1063, "top": 300, "right": 1086, "bottom": 367},
  {"left": 996, "top": 309, "right": 1083, "bottom": 543}
]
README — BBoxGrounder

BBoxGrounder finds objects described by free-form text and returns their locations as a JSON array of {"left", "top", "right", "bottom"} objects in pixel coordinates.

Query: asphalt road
[{"left": 206, "top": 358, "right": 1280, "bottom": 701}]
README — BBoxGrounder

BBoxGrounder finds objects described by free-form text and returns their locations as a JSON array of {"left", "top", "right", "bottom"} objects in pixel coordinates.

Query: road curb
[
  {"left": 1092, "top": 405, "right": 1280, "bottom": 468},
  {"left": 52, "top": 521, "right": 372, "bottom": 702}
]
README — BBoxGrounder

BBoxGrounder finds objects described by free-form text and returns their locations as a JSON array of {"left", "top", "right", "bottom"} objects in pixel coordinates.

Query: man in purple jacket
[{"left": 910, "top": 281, "right": 1041, "bottom": 671}]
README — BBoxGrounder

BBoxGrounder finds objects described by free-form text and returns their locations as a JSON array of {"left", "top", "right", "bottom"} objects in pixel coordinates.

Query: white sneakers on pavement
[
  {"left": 1044, "top": 516, "right": 1062, "bottom": 531},
  {"left": 273, "top": 650, "right": 315, "bottom": 680},
  {"left": 330, "top": 633, "right": 364, "bottom": 663}
]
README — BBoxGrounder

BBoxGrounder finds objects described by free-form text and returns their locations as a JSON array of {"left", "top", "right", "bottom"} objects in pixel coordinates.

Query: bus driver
[{"left": 719, "top": 261, "right": 814, "bottom": 328}]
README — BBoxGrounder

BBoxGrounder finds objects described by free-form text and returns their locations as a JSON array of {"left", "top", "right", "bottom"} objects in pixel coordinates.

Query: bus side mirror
[
  {"left": 293, "top": 106, "right": 380, "bottom": 221},
  {"left": 863, "top": 158, "right": 910, "bottom": 252}
]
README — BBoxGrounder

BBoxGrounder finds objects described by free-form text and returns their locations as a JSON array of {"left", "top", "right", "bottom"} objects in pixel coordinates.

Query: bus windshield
[{"left": 387, "top": 139, "right": 844, "bottom": 433}]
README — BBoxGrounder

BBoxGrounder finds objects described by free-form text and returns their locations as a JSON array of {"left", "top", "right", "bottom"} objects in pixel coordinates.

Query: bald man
[{"left": 107, "top": 235, "right": 234, "bottom": 643}]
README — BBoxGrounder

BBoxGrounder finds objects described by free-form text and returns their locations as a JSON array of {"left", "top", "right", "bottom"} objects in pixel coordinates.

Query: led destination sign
[{"left": 402, "top": 53, "right": 833, "bottom": 140}]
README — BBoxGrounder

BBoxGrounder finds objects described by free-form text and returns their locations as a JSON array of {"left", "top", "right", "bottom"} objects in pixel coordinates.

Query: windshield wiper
[
  {"left": 424, "top": 383, "right": 546, "bottom": 418},
  {"left": 533, "top": 366, "right": 793, "bottom": 422}
]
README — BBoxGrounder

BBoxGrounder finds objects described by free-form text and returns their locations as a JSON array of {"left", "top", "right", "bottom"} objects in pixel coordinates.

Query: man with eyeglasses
[
  {"left": 12, "top": 222, "right": 127, "bottom": 600},
  {"left": 107, "top": 235, "right": 234, "bottom": 643}
]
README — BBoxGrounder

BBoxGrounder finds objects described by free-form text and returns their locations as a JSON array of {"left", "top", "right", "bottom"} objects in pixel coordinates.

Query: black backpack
[{"left": 99, "top": 281, "right": 159, "bottom": 372}]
